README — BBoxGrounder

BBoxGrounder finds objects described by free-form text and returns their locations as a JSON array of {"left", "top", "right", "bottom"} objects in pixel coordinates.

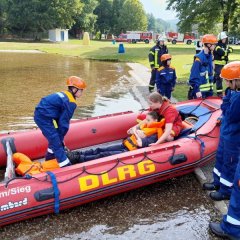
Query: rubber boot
[
  {"left": 66, "top": 151, "right": 81, "bottom": 164},
  {"left": 202, "top": 182, "right": 220, "bottom": 191},
  {"left": 210, "top": 191, "right": 230, "bottom": 201},
  {"left": 209, "top": 222, "right": 239, "bottom": 240}
]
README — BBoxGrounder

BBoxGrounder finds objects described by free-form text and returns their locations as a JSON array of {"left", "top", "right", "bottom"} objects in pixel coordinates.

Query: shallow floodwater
[
  {"left": 0, "top": 53, "right": 220, "bottom": 239},
  {"left": 0, "top": 175, "right": 220, "bottom": 240},
  {"left": 0, "top": 52, "right": 141, "bottom": 131}
]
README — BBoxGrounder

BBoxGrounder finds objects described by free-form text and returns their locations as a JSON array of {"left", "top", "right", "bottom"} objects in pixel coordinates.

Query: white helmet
[
  {"left": 156, "top": 37, "right": 165, "bottom": 43},
  {"left": 218, "top": 31, "right": 228, "bottom": 40}
]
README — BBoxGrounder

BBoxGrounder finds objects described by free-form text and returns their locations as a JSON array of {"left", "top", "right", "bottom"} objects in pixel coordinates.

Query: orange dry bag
[{"left": 13, "top": 152, "right": 60, "bottom": 176}]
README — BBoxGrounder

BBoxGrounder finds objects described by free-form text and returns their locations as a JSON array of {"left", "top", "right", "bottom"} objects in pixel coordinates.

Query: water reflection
[{"left": 0, "top": 53, "right": 141, "bottom": 131}]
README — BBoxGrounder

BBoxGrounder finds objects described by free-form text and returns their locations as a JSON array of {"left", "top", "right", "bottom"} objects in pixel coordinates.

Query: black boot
[
  {"left": 149, "top": 85, "right": 154, "bottom": 93},
  {"left": 66, "top": 151, "right": 81, "bottom": 164},
  {"left": 210, "top": 191, "right": 230, "bottom": 201},
  {"left": 209, "top": 222, "right": 239, "bottom": 240},
  {"left": 202, "top": 182, "right": 220, "bottom": 191}
]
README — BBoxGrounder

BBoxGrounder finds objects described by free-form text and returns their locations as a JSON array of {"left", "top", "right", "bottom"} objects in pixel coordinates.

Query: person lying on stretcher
[
  {"left": 12, "top": 111, "right": 165, "bottom": 176},
  {"left": 66, "top": 111, "right": 165, "bottom": 164}
]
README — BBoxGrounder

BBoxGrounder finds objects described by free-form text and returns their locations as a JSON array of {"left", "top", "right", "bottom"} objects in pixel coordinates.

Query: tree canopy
[
  {"left": 167, "top": 0, "right": 240, "bottom": 34},
  {"left": 118, "top": 0, "right": 147, "bottom": 32},
  {"left": 2, "top": 0, "right": 240, "bottom": 40},
  {"left": 6, "top": 0, "right": 83, "bottom": 37}
]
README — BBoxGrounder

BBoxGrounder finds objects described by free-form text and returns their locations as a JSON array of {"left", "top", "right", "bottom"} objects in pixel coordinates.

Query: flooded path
[{"left": 0, "top": 53, "right": 220, "bottom": 239}]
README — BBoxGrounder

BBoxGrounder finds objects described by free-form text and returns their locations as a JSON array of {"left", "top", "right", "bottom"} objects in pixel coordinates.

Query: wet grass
[{"left": 1, "top": 39, "right": 239, "bottom": 100}]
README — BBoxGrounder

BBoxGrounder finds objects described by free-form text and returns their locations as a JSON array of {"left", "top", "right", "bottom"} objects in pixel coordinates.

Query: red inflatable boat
[{"left": 0, "top": 98, "right": 221, "bottom": 227}]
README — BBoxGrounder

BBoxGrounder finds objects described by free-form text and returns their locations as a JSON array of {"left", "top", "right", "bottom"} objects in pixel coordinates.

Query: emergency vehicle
[
  {"left": 166, "top": 32, "right": 196, "bottom": 44},
  {"left": 115, "top": 31, "right": 153, "bottom": 44}
]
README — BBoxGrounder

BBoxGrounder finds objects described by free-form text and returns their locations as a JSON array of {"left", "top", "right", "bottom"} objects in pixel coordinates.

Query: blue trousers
[
  {"left": 221, "top": 148, "right": 240, "bottom": 238},
  {"left": 81, "top": 143, "right": 128, "bottom": 162},
  {"left": 157, "top": 84, "right": 172, "bottom": 99},
  {"left": 34, "top": 111, "right": 68, "bottom": 166},
  {"left": 213, "top": 138, "right": 238, "bottom": 196}
]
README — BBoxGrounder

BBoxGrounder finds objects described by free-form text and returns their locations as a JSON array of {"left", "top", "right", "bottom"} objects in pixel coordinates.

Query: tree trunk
[{"left": 223, "top": 10, "right": 230, "bottom": 31}]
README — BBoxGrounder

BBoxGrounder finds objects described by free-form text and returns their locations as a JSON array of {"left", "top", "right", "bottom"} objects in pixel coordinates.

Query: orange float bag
[{"left": 13, "top": 153, "right": 60, "bottom": 176}]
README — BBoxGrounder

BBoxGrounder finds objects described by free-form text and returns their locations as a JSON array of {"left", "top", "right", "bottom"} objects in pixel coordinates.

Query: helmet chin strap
[
  {"left": 68, "top": 87, "right": 78, "bottom": 98},
  {"left": 204, "top": 43, "right": 212, "bottom": 54}
]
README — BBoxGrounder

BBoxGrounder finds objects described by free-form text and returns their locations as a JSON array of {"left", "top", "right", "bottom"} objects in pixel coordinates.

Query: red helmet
[
  {"left": 66, "top": 76, "right": 86, "bottom": 90},
  {"left": 220, "top": 61, "right": 240, "bottom": 81},
  {"left": 161, "top": 54, "right": 172, "bottom": 62},
  {"left": 202, "top": 34, "right": 217, "bottom": 44}
]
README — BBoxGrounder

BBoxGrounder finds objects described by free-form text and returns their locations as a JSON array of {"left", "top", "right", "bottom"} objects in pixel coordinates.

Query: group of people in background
[
  {"left": 148, "top": 33, "right": 240, "bottom": 240},
  {"left": 148, "top": 31, "right": 233, "bottom": 100}
]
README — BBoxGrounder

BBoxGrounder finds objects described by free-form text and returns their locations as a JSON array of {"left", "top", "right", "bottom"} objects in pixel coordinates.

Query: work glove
[{"left": 227, "top": 46, "right": 233, "bottom": 53}]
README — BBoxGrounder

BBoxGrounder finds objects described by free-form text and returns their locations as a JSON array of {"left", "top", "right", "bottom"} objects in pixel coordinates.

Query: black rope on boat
[
  {"left": 143, "top": 145, "right": 176, "bottom": 164},
  {"left": 4, "top": 174, "right": 49, "bottom": 188},
  {"left": 178, "top": 99, "right": 205, "bottom": 114},
  {"left": 57, "top": 168, "right": 85, "bottom": 184},
  {"left": 83, "top": 158, "right": 121, "bottom": 176},
  {"left": 120, "top": 155, "right": 146, "bottom": 165}
]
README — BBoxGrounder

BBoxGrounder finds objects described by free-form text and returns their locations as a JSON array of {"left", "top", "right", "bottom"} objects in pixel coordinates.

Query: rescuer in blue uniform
[
  {"left": 148, "top": 37, "right": 168, "bottom": 92},
  {"left": 203, "top": 81, "right": 235, "bottom": 201},
  {"left": 208, "top": 61, "right": 240, "bottom": 239},
  {"left": 156, "top": 53, "right": 176, "bottom": 99},
  {"left": 188, "top": 34, "right": 217, "bottom": 99},
  {"left": 213, "top": 31, "right": 233, "bottom": 97},
  {"left": 34, "top": 76, "right": 86, "bottom": 168}
]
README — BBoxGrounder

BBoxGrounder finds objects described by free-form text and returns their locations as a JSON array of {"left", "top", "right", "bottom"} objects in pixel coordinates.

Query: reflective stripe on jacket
[
  {"left": 214, "top": 42, "right": 233, "bottom": 65},
  {"left": 149, "top": 45, "right": 168, "bottom": 69}
]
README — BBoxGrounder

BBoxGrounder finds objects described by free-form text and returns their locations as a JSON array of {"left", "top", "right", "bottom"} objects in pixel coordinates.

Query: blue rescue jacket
[
  {"left": 221, "top": 91, "right": 240, "bottom": 143},
  {"left": 156, "top": 65, "right": 176, "bottom": 88},
  {"left": 189, "top": 50, "right": 213, "bottom": 93},
  {"left": 35, "top": 91, "right": 77, "bottom": 139}
]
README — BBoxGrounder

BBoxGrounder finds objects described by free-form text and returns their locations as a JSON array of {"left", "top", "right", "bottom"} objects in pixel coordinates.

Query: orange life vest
[
  {"left": 123, "top": 118, "right": 165, "bottom": 151},
  {"left": 13, "top": 152, "right": 60, "bottom": 176}
]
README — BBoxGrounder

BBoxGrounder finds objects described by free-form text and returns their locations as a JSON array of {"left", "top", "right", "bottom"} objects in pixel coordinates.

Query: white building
[{"left": 49, "top": 29, "right": 69, "bottom": 42}]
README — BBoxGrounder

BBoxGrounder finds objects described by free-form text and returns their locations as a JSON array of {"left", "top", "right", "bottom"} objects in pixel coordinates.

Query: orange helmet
[
  {"left": 202, "top": 34, "right": 217, "bottom": 44},
  {"left": 161, "top": 54, "right": 172, "bottom": 62},
  {"left": 66, "top": 76, "right": 86, "bottom": 90},
  {"left": 220, "top": 61, "right": 240, "bottom": 81}
]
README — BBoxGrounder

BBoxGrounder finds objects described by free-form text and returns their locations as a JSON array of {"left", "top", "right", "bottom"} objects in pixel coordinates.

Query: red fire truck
[
  {"left": 166, "top": 32, "right": 196, "bottom": 44},
  {"left": 115, "top": 31, "right": 153, "bottom": 44}
]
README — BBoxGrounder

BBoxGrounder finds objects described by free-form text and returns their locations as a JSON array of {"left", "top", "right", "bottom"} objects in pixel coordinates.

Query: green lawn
[{"left": 1, "top": 39, "right": 239, "bottom": 100}]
